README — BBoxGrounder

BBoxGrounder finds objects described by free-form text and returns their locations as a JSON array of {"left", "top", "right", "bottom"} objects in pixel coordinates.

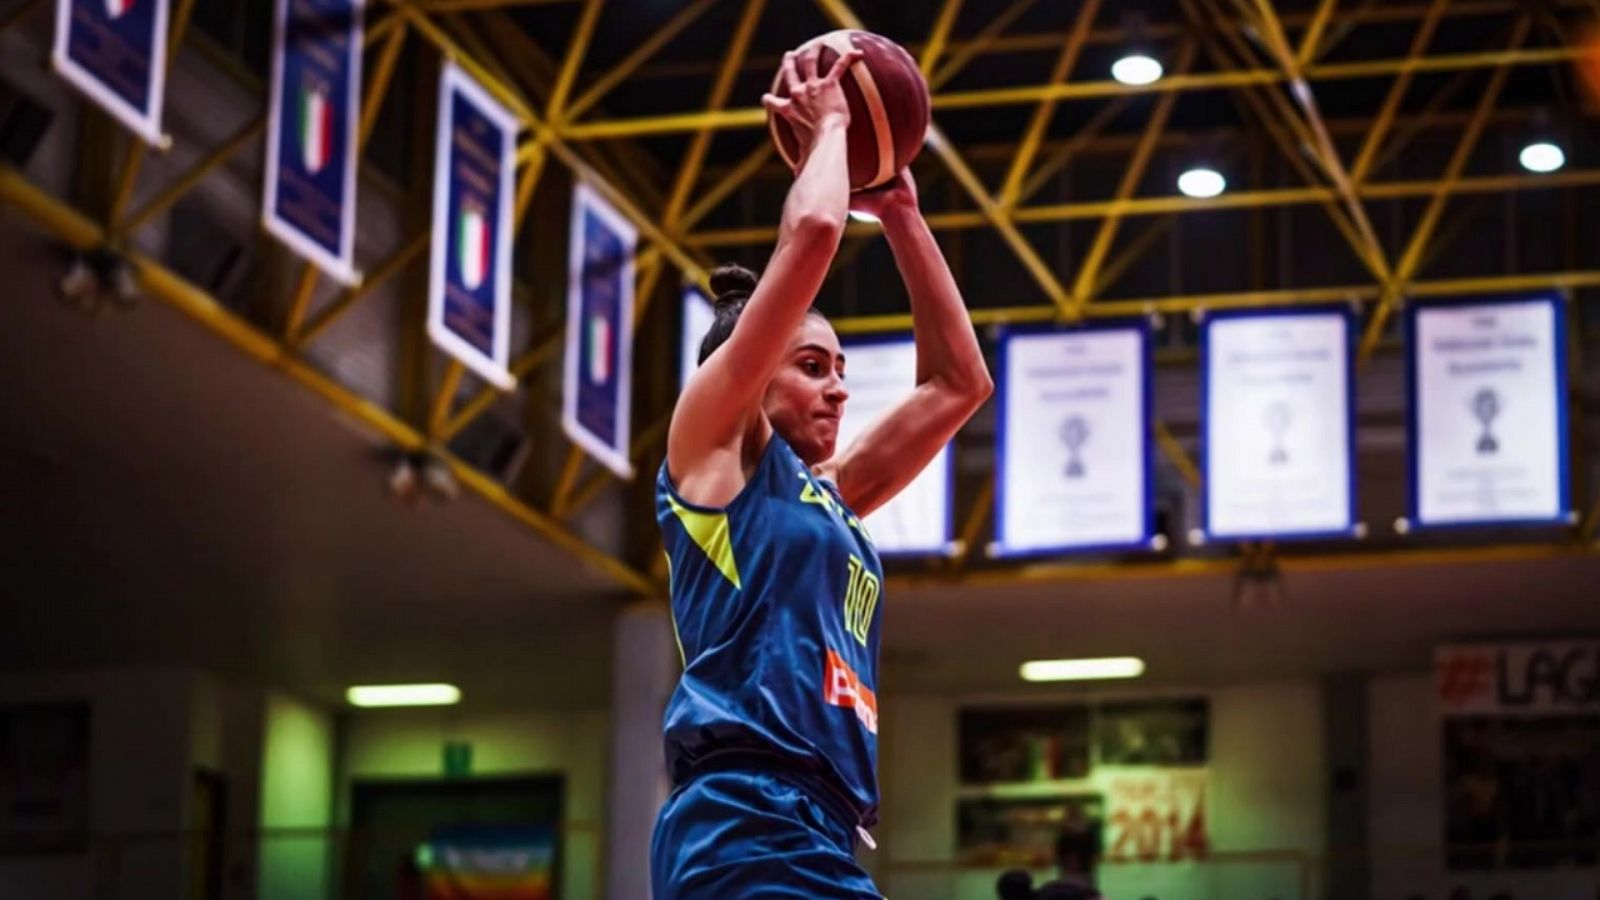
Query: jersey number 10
[{"left": 843, "top": 554, "right": 880, "bottom": 647}]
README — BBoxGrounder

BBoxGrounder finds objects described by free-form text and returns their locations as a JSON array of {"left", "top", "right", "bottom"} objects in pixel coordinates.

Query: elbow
[
  {"left": 975, "top": 369, "right": 996, "bottom": 402},
  {"left": 788, "top": 208, "right": 847, "bottom": 246},
  {"left": 966, "top": 370, "right": 996, "bottom": 409},
  {"left": 942, "top": 366, "right": 994, "bottom": 415}
]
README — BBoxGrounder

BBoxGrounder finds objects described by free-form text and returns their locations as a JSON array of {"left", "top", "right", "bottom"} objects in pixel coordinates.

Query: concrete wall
[
  {"left": 878, "top": 681, "right": 1327, "bottom": 900},
  {"left": 339, "top": 706, "right": 609, "bottom": 900}
]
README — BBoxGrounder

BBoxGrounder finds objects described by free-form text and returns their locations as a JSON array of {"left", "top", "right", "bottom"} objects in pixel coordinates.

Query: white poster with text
[
  {"left": 996, "top": 325, "right": 1152, "bottom": 555},
  {"left": 1409, "top": 295, "right": 1568, "bottom": 526},
  {"left": 836, "top": 338, "right": 953, "bottom": 556},
  {"left": 1203, "top": 309, "right": 1355, "bottom": 539},
  {"left": 679, "top": 287, "right": 715, "bottom": 393}
]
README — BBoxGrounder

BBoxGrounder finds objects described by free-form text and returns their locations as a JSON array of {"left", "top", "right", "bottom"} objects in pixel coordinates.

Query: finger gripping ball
[{"left": 768, "top": 30, "right": 930, "bottom": 191}]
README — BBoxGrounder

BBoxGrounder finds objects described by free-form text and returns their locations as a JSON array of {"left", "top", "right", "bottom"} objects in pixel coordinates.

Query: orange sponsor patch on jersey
[{"left": 824, "top": 649, "right": 878, "bottom": 734}]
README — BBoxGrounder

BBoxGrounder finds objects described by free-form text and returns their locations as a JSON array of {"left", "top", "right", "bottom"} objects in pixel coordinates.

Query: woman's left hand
[{"left": 848, "top": 168, "right": 918, "bottom": 220}]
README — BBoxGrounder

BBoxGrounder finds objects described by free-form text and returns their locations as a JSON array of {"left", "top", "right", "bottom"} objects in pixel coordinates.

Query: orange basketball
[{"left": 767, "top": 30, "right": 930, "bottom": 192}]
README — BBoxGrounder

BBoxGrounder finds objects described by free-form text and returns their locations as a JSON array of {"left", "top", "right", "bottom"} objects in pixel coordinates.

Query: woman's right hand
[{"left": 763, "top": 45, "right": 862, "bottom": 167}]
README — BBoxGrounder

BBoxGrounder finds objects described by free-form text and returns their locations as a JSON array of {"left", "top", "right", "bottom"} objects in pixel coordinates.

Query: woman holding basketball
[{"left": 651, "top": 38, "right": 991, "bottom": 899}]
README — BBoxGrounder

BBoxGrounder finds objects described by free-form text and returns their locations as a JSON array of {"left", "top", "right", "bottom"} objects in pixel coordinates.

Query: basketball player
[{"left": 650, "top": 45, "right": 992, "bottom": 898}]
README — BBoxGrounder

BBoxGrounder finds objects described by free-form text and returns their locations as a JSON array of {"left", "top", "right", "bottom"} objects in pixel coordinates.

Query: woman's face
[{"left": 762, "top": 314, "right": 849, "bottom": 466}]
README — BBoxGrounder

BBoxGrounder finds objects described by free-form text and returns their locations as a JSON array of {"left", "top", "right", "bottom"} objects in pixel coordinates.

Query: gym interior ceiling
[{"left": 2, "top": 0, "right": 1599, "bottom": 699}]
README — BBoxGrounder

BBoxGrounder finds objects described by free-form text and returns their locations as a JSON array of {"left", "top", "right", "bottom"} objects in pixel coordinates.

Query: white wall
[
  {"left": 0, "top": 668, "right": 197, "bottom": 900},
  {"left": 879, "top": 681, "right": 1326, "bottom": 900},
  {"left": 1368, "top": 674, "right": 1597, "bottom": 900},
  {"left": 339, "top": 706, "right": 609, "bottom": 900}
]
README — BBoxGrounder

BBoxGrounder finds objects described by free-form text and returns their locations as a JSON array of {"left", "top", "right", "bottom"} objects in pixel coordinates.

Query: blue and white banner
[
  {"left": 1406, "top": 293, "right": 1569, "bottom": 527},
  {"left": 995, "top": 323, "right": 1154, "bottom": 556},
  {"left": 1201, "top": 307, "right": 1356, "bottom": 540},
  {"left": 679, "top": 286, "right": 715, "bottom": 393},
  {"left": 427, "top": 62, "right": 518, "bottom": 390},
  {"left": 836, "top": 337, "right": 954, "bottom": 556},
  {"left": 562, "top": 182, "right": 638, "bottom": 479},
  {"left": 262, "top": 0, "right": 363, "bottom": 285},
  {"left": 52, "top": 0, "right": 171, "bottom": 146}
]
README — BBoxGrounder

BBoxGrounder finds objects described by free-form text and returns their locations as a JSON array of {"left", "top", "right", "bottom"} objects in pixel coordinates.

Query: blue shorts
[{"left": 650, "top": 769, "right": 882, "bottom": 899}]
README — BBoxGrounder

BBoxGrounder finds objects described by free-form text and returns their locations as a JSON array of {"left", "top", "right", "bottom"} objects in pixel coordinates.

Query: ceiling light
[
  {"left": 1519, "top": 141, "right": 1565, "bottom": 173},
  {"left": 1020, "top": 657, "right": 1146, "bottom": 682},
  {"left": 421, "top": 457, "right": 460, "bottom": 501},
  {"left": 848, "top": 210, "right": 880, "bottom": 224},
  {"left": 1178, "top": 167, "right": 1227, "bottom": 198},
  {"left": 58, "top": 256, "right": 95, "bottom": 305},
  {"left": 347, "top": 683, "right": 462, "bottom": 707},
  {"left": 1112, "top": 54, "right": 1163, "bottom": 86}
]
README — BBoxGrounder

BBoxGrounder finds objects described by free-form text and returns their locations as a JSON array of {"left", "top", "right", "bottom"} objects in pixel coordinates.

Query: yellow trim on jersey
[
  {"left": 663, "top": 553, "right": 686, "bottom": 668},
  {"left": 666, "top": 494, "right": 743, "bottom": 591}
]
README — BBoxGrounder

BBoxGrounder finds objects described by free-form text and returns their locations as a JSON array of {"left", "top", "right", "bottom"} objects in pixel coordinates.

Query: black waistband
[{"left": 675, "top": 748, "right": 869, "bottom": 833}]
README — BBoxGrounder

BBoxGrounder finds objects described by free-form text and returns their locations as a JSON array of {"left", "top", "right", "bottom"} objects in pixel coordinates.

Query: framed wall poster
[
  {"left": 1200, "top": 306, "right": 1357, "bottom": 540},
  {"left": 0, "top": 702, "right": 90, "bottom": 854},
  {"left": 994, "top": 322, "right": 1155, "bottom": 556},
  {"left": 1405, "top": 293, "right": 1570, "bottom": 528}
]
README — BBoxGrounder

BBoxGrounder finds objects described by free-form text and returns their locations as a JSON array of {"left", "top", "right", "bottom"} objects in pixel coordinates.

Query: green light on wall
[{"left": 346, "top": 683, "right": 462, "bottom": 707}]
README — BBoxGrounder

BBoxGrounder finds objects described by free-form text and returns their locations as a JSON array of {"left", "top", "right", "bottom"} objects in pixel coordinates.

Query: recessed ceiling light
[
  {"left": 1178, "top": 167, "right": 1227, "bottom": 199},
  {"left": 346, "top": 683, "right": 462, "bottom": 707},
  {"left": 1112, "top": 54, "right": 1164, "bottom": 86},
  {"left": 1020, "top": 657, "right": 1146, "bottom": 682},
  {"left": 1519, "top": 141, "right": 1565, "bottom": 173}
]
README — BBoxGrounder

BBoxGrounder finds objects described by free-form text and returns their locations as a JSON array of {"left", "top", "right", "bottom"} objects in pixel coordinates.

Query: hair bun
[{"left": 708, "top": 263, "right": 758, "bottom": 307}]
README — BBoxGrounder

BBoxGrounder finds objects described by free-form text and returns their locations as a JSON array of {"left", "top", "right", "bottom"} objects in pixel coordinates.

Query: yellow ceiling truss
[{"left": 1, "top": 0, "right": 1597, "bottom": 598}]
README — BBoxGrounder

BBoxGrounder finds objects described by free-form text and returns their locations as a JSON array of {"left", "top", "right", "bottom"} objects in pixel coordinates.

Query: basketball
[
  {"left": 1581, "top": 24, "right": 1600, "bottom": 104},
  {"left": 767, "top": 30, "right": 930, "bottom": 191}
]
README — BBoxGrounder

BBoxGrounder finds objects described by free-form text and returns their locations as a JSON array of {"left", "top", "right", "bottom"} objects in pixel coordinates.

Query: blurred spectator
[
  {"left": 1034, "top": 812, "right": 1103, "bottom": 900},
  {"left": 995, "top": 868, "right": 1033, "bottom": 900},
  {"left": 1034, "top": 882, "right": 1099, "bottom": 900}
]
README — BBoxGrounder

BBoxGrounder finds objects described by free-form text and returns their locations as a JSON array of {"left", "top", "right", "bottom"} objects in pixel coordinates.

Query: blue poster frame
[
  {"left": 992, "top": 318, "right": 1156, "bottom": 559},
  {"left": 1198, "top": 304, "right": 1360, "bottom": 542},
  {"left": 1403, "top": 290, "right": 1571, "bottom": 529}
]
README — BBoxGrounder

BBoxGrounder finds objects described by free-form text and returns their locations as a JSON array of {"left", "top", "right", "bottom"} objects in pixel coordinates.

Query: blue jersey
[{"left": 657, "top": 433, "right": 885, "bottom": 825}]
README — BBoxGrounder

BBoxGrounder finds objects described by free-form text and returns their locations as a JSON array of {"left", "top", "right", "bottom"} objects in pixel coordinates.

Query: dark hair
[
  {"left": 995, "top": 869, "right": 1033, "bottom": 900},
  {"left": 1054, "top": 818, "right": 1101, "bottom": 874},
  {"left": 695, "top": 262, "right": 825, "bottom": 365}
]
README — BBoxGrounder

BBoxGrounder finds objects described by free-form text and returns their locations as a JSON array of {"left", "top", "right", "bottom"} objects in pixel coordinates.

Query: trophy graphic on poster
[
  {"left": 1059, "top": 415, "right": 1089, "bottom": 478},
  {"left": 1471, "top": 387, "right": 1500, "bottom": 455},
  {"left": 1265, "top": 401, "right": 1292, "bottom": 465}
]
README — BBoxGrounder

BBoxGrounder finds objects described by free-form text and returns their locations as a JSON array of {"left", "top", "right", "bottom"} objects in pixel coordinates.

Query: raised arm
[
  {"left": 667, "top": 46, "right": 861, "bottom": 504},
  {"left": 819, "top": 171, "right": 994, "bottom": 517}
]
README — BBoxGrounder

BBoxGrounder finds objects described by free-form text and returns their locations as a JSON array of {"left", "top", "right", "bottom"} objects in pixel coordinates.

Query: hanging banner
[
  {"left": 1201, "top": 307, "right": 1356, "bottom": 540},
  {"left": 52, "top": 0, "right": 172, "bottom": 147},
  {"left": 1406, "top": 293, "right": 1569, "bottom": 527},
  {"left": 1435, "top": 641, "right": 1600, "bottom": 717},
  {"left": 427, "top": 62, "right": 518, "bottom": 390},
  {"left": 262, "top": 0, "right": 364, "bottom": 285},
  {"left": 419, "top": 824, "right": 556, "bottom": 900},
  {"left": 995, "top": 323, "right": 1153, "bottom": 556},
  {"left": 562, "top": 182, "right": 638, "bottom": 479},
  {"left": 679, "top": 286, "right": 715, "bottom": 393},
  {"left": 835, "top": 337, "right": 954, "bottom": 556},
  {"left": 1101, "top": 768, "right": 1210, "bottom": 864}
]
